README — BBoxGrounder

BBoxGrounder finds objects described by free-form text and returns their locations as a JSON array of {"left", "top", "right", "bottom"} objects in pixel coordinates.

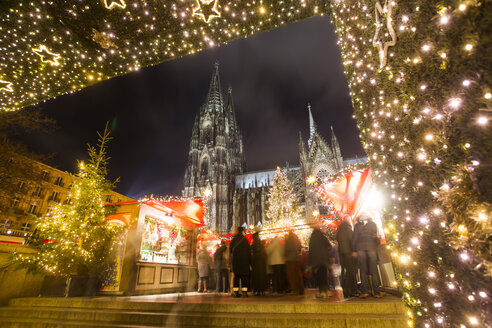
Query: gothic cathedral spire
[
  {"left": 183, "top": 62, "right": 245, "bottom": 233},
  {"left": 307, "top": 103, "right": 317, "bottom": 148},
  {"left": 330, "top": 126, "right": 343, "bottom": 170},
  {"left": 204, "top": 61, "right": 224, "bottom": 113}
]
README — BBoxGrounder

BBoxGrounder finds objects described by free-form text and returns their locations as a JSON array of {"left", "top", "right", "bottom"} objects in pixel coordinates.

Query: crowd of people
[{"left": 196, "top": 214, "right": 384, "bottom": 299}]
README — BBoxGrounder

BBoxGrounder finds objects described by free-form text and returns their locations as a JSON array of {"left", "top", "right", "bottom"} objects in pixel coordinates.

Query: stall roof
[{"left": 107, "top": 198, "right": 205, "bottom": 226}]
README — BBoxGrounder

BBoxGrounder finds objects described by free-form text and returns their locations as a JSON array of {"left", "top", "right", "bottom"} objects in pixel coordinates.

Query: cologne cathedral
[{"left": 183, "top": 63, "right": 364, "bottom": 234}]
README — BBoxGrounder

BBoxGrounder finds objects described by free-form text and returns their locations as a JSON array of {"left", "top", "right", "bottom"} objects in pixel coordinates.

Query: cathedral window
[
  {"left": 200, "top": 159, "right": 209, "bottom": 179},
  {"left": 315, "top": 168, "right": 331, "bottom": 182},
  {"left": 201, "top": 121, "right": 213, "bottom": 143}
]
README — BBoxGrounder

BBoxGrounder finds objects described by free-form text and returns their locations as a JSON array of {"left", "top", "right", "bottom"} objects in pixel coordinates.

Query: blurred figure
[
  {"left": 214, "top": 241, "right": 229, "bottom": 293},
  {"left": 229, "top": 226, "right": 251, "bottom": 297},
  {"left": 251, "top": 231, "right": 268, "bottom": 296},
  {"left": 308, "top": 220, "right": 332, "bottom": 299},
  {"left": 266, "top": 236, "right": 285, "bottom": 295},
  {"left": 197, "top": 244, "right": 212, "bottom": 292},
  {"left": 352, "top": 215, "right": 382, "bottom": 298},
  {"left": 285, "top": 229, "right": 304, "bottom": 295},
  {"left": 300, "top": 246, "right": 314, "bottom": 288},
  {"left": 336, "top": 214, "right": 358, "bottom": 298}
]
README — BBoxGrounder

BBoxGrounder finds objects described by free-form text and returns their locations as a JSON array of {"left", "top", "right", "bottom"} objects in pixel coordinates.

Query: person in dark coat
[
  {"left": 336, "top": 214, "right": 358, "bottom": 298},
  {"left": 308, "top": 220, "right": 332, "bottom": 299},
  {"left": 229, "top": 226, "right": 251, "bottom": 297},
  {"left": 214, "top": 241, "right": 229, "bottom": 293},
  {"left": 284, "top": 230, "right": 304, "bottom": 295},
  {"left": 352, "top": 215, "right": 382, "bottom": 298},
  {"left": 251, "top": 232, "right": 268, "bottom": 296}
]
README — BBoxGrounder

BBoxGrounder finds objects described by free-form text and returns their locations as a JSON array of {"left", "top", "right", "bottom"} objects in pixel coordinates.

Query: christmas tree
[
  {"left": 264, "top": 167, "right": 303, "bottom": 231},
  {"left": 15, "top": 123, "right": 122, "bottom": 279}
]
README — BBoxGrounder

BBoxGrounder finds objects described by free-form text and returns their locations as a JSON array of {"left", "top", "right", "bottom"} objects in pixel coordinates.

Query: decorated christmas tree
[
  {"left": 264, "top": 167, "right": 303, "bottom": 231},
  {"left": 15, "top": 123, "right": 122, "bottom": 279}
]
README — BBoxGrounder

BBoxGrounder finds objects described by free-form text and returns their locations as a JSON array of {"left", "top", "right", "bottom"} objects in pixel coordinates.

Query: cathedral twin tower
[
  {"left": 183, "top": 62, "right": 343, "bottom": 234},
  {"left": 183, "top": 62, "right": 245, "bottom": 233}
]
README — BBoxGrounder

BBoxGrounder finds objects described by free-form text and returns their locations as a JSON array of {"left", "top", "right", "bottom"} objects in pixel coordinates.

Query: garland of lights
[{"left": 1, "top": 0, "right": 491, "bottom": 326}]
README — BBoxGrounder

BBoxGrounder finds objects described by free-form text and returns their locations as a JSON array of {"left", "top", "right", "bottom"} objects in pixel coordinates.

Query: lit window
[
  {"left": 49, "top": 191, "right": 60, "bottom": 202},
  {"left": 46, "top": 207, "right": 53, "bottom": 216},
  {"left": 20, "top": 222, "right": 31, "bottom": 232},
  {"left": 33, "top": 186, "right": 43, "bottom": 197},
  {"left": 28, "top": 202, "right": 39, "bottom": 214},
  {"left": 54, "top": 177, "right": 63, "bottom": 186},
  {"left": 41, "top": 170, "right": 50, "bottom": 181},
  {"left": 10, "top": 198, "right": 20, "bottom": 208},
  {"left": 0, "top": 219, "right": 12, "bottom": 229},
  {"left": 106, "top": 195, "right": 112, "bottom": 203}
]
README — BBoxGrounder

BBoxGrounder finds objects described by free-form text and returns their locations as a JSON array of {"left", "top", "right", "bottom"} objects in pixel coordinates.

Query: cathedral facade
[{"left": 183, "top": 63, "right": 364, "bottom": 233}]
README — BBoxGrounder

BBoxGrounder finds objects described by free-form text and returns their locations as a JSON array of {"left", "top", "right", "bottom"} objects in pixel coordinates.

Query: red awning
[{"left": 107, "top": 198, "right": 205, "bottom": 226}]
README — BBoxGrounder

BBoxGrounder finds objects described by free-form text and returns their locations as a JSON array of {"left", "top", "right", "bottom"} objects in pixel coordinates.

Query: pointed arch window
[
  {"left": 200, "top": 159, "right": 209, "bottom": 179},
  {"left": 201, "top": 120, "right": 213, "bottom": 144}
]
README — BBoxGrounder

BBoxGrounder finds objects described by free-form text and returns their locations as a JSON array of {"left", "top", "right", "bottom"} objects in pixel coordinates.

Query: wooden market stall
[{"left": 102, "top": 198, "right": 205, "bottom": 295}]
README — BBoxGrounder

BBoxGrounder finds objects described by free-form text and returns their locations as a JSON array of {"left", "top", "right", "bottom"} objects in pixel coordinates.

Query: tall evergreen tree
[
  {"left": 264, "top": 167, "right": 303, "bottom": 230},
  {"left": 15, "top": 123, "right": 121, "bottom": 278}
]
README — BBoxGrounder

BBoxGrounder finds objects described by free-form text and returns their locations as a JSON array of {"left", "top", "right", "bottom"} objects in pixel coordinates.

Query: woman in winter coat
[
  {"left": 229, "top": 226, "right": 251, "bottom": 297},
  {"left": 197, "top": 245, "right": 212, "bottom": 292},
  {"left": 251, "top": 232, "right": 268, "bottom": 296}
]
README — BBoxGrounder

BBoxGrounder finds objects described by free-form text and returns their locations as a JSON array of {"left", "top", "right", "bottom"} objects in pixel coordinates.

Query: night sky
[{"left": 21, "top": 16, "right": 365, "bottom": 199}]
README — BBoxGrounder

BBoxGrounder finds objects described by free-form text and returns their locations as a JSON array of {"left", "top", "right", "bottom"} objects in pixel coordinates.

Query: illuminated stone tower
[
  {"left": 299, "top": 103, "right": 343, "bottom": 217},
  {"left": 183, "top": 62, "right": 245, "bottom": 233}
]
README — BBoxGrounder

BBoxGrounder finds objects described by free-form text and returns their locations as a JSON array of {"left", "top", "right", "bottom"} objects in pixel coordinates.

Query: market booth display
[{"left": 103, "top": 198, "right": 205, "bottom": 295}]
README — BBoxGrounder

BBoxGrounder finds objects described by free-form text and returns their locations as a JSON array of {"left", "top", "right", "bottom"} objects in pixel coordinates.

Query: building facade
[
  {"left": 0, "top": 161, "right": 133, "bottom": 241},
  {"left": 184, "top": 63, "right": 366, "bottom": 233}
]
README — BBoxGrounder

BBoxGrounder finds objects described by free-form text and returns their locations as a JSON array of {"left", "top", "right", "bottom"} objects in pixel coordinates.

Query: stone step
[
  {"left": 0, "top": 317, "right": 181, "bottom": 328},
  {"left": 0, "top": 306, "right": 407, "bottom": 328},
  {"left": 1, "top": 295, "right": 407, "bottom": 328},
  {"left": 8, "top": 297, "right": 406, "bottom": 315},
  {"left": 0, "top": 314, "right": 406, "bottom": 328}
]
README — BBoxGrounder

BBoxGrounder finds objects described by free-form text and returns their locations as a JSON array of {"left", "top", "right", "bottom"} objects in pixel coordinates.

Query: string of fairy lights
[
  {"left": 2, "top": 0, "right": 490, "bottom": 326},
  {"left": 0, "top": 0, "right": 317, "bottom": 111},
  {"left": 327, "top": 0, "right": 490, "bottom": 327}
]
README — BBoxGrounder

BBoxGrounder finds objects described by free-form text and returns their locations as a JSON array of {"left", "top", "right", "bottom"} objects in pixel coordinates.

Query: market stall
[
  {"left": 102, "top": 198, "right": 205, "bottom": 295},
  {"left": 316, "top": 167, "right": 397, "bottom": 289}
]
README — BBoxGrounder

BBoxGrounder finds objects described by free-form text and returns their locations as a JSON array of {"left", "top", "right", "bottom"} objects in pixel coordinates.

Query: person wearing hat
[{"left": 229, "top": 226, "right": 251, "bottom": 297}]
